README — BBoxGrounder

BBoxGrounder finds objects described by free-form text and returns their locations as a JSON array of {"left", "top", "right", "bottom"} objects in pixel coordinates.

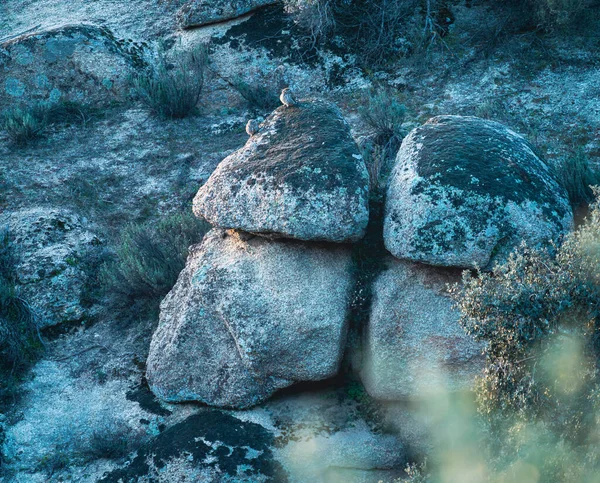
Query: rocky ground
[{"left": 1, "top": 1, "right": 599, "bottom": 482}]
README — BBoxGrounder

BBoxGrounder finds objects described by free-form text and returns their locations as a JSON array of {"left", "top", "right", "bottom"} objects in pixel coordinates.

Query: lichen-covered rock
[
  {"left": 100, "top": 410, "right": 285, "bottom": 482},
  {"left": 361, "top": 256, "right": 484, "bottom": 400},
  {"left": 193, "top": 100, "right": 370, "bottom": 243},
  {"left": 0, "top": 24, "right": 143, "bottom": 111},
  {"left": 177, "top": 0, "right": 279, "bottom": 28},
  {"left": 384, "top": 115, "right": 573, "bottom": 268},
  {"left": 146, "top": 229, "right": 353, "bottom": 409},
  {"left": 0, "top": 208, "right": 101, "bottom": 328}
]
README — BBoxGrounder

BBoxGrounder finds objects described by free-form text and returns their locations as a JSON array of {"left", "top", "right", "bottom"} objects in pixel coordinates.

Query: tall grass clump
[
  {"left": 99, "top": 212, "right": 210, "bottom": 309},
  {"left": 231, "top": 77, "right": 281, "bottom": 113},
  {"left": 359, "top": 88, "right": 406, "bottom": 193},
  {"left": 0, "top": 230, "right": 40, "bottom": 372},
  {"left": 133, "top": 45, "right": 208, "bottom": 119},
  {"left": 2, "top": 105, "right": 48, "bottom": 146},
  {"left": 554, "top": 149, "right": 600, "bottom": 208}
]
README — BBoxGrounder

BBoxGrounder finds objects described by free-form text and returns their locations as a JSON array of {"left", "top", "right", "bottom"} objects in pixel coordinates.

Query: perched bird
[
  {"left": 246, "top": 119, "right": 260, "bottom": 137},
  {"left": 280, "top": 87, "right": 298, "bottom": 107}
]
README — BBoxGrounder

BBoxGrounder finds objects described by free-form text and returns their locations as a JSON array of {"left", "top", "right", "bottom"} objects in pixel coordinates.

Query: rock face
[
  {"left": 361, "top": 256, "right": 484, "bottom": 400},
  {"left": 193, "top": 99, "right": 370, "bottom": 243},
  {"left": 0, "top": 24, "right": 142, "bottom": 111},
  {"left": 384, "top": 115, "right": 573, "bottom": 268},
  {"left": 1, "top": 208, "right": 101, "bottom": 328},
  {"left": 177, "top": 0, "right": 279, "bottom": 28},
  {"left": 146, "top": 229, "right": 354, "bottom": 409}
]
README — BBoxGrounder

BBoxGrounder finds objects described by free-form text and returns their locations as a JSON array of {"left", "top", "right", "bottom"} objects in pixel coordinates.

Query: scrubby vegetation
[
  {"left": 2, "top": 101, "right": 102, "bottom": 147},
  {"left": 401, "top": 192, "right": 600, "bottom": 481},
  {"left": 99, "top": 212, "right": 210, "bottom": 311},
  {"left": 133, "top": 45, "right": 208, "bottom": 119},
  {"left": 285, "top": 0, "right": 590, "bottom": 67}
]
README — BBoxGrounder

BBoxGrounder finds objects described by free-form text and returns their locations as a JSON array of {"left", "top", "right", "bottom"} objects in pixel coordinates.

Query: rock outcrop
[
  {"left": 193, "top": 99, "right": 370, "bottom": 243},
  {"left": 361, "top": 256, "right": 484, "bottom": 400},
  {"left": 0, "top": 208, "right": 101, "bottom": 328},
  {"left": 384, "top": 115, "right": 573, "bottom": 268},
  {"left": 177, "top": 0, "right": 279, "bottom": 29},
  {"left": 146, "top": 229, "right": 354, "bottom": 409},
  {"left": 0, "top": 24, "right": 142, "bottom": 110}
]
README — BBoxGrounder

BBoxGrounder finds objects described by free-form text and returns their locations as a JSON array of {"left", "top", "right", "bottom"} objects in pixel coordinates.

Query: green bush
[
  {"left": 133, "top": 45, "right": 208, "bottom": 119},
  {"left": 99, "top": 212, "right": 210, "bottom": 307},
  {"left": 0, "top": 230, "right": 41, "bottom": 371}
]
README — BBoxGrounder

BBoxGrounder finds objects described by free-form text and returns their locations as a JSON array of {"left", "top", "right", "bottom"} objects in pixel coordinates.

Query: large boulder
[
  {"left": 193, "top": 99, "right": 370, "bottom": 243},
  {"left": 361, "top": 256, "right": 484, "bottom": 400},
  {"left": 384, "top": 115, "right": 573, "bottom": 268},
  {"left": 0, "top": 24, "right": 142, "bottom": 111},
  {"left": 146, "top": 229, "right": 354, "bottom": 409},
  {"left": 0, "top": 208, "right": 101, "bottom": 328},
  {"left": 177, "top": 0, "right": 279, "bottom": 29}
]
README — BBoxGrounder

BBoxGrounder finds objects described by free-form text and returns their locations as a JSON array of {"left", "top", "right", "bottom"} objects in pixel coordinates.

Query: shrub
[
  {"left": 396, "top": 198, "right": 600, "bottom": 481},
  {"left": 0, "top": 230, "right": 41, "bottom": 372},
  {"left": 285, "top": 0, "right": 451, "bottom": 66},
  {"left": 2, "top": 105, "right": 48, "bottom": 146},
  {"left": 452, "top": 189, "right": 600, "bottom": 431},
  {"left": 133, "top": 45, "right": 208, "bottom": 119},
  {"left": 99, "top": 212, "right": 210, "bottom": 307},
  {"left": 553, "top": 149, "right": 600, "bottom": 207},
  {"left": 284, "top": 0, "right": 336, "bottom": 48},
  {"left": 530, "top": 0, "right": 586, "bottom": 29}
]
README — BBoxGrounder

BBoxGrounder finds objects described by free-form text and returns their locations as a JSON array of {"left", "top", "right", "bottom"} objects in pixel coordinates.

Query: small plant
[
  {"left": 553, "top": 149, "right": 600, "bottom": 208},
  {"left": 133, "top": 45, "right": 208, "bottom": 119},
  {"left": 2, "top": 104, "right": 48, "bottom": 146},
  {"left": 85, "top": 421, "right": 132, "bottom": 460},
  {"left": 99, "top": 211, "right": 210, "bottom": 308}
]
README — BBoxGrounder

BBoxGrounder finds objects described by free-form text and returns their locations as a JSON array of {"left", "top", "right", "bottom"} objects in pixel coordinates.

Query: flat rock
[
  {"left": 1, "top": 208, "right": 101, "bottom": 328},
  {"left": 0, "top": 24, "right": 142, "bottom": 111},
  {"left": 177, "top": 0, "right": 279, "bottom": 28},
  {"left": 146, "top": 228, "right": 354, "bottom": 409},
  {"left": 361, "top": 256, "right": 484, "bottom": 400},
  {"left": 384, "top": 115, "right": 573, "bottom": 268},
  {"left": 193, "top": 99, "right": 370, "bottom": 243}
]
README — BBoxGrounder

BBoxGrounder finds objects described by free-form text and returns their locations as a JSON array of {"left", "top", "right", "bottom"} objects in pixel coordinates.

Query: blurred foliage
[{"left": 401, "top": 190, "right": 600, "bottom": 481}]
